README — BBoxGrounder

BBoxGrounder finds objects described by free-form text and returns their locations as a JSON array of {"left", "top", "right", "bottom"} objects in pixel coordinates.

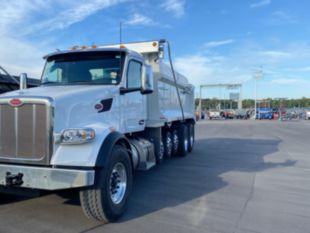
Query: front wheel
[{"left": 79, "top": 145, "right": 132, "bottom": 223}]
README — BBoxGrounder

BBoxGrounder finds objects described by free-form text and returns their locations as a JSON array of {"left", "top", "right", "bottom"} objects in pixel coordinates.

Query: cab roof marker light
[{"left": 69, "top": 45, "right": 79, "bottom": 51}]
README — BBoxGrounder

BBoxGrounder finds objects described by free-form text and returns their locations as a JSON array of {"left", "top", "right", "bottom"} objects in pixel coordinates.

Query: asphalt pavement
[{"left": 1, "top": 120, "right": 310, "bottom": 233}]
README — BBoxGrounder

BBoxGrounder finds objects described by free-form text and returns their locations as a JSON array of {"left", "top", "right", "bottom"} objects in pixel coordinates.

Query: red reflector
[{"left": 9, "top": 99, "right": 23, "bottom": 107}]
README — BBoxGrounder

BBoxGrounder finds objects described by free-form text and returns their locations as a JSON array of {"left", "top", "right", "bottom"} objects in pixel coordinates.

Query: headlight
[{"left": 61, "top": 128, "right": 95, "bottom": 145}]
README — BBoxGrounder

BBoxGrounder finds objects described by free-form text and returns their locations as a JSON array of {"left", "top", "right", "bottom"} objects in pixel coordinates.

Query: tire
[
  {"left": 177, "top": 124, "right": 188, "bottom": 157},
  {"left": 187, "top": 123, "right": 195, "bottom": 153},
  {"left": 163, "top": 130, "right": 173, "bottom": 159},
  {"left": 155, "top": 137, "right": 164, "bottom": 164},
  {"left": 171, "top": 128, "right": 179, "bottom": 156},
  {"left": 150, "top": 129, "right": 164, "bottom": 164},
  {"left": 79, "top": 145, "right": 133, "bottom": 223}
]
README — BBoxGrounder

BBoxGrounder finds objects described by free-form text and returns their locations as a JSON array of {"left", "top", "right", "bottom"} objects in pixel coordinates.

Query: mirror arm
[
  {"left": 141, "top": 89, "right": 153, "bottom": 95},
  {"left": 120, "top": 87, "right": 141, "bottom": 95}
]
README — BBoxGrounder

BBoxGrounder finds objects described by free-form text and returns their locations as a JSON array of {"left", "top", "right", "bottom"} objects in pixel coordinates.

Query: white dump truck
[{"left": 0, "top": 40, "right": 195, "bottom": 222}]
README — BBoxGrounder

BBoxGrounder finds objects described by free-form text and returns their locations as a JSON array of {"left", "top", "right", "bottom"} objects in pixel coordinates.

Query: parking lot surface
[{"left": 1, "top": 120, "right": 310, "bottom": 233}]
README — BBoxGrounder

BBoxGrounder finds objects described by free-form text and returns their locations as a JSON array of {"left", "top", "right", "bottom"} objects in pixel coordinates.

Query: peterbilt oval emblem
[
  {"left": 95, "top": 98, "right": 113, "bottom": 113},
  {"left": 95, "top": 103, "right": 103, "bottom": 111},
  {"left": 9, "top": 99, "right": 23, "bottom": 107}
]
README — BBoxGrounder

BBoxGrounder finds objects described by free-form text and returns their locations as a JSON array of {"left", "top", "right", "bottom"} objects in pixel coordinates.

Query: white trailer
[{"left": 0, "top": 40, "right": 195, "bottom": 222}]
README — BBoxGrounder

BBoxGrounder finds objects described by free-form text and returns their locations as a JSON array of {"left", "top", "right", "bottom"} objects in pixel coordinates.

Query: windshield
[{"left": 41, "top": 51, "right": 125, "bottom": 85}]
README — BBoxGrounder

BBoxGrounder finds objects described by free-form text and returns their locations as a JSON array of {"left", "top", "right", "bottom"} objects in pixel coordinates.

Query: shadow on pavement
[
  {"left": 0, "top": 194, "right": 27, "bottom": 205},
  {"left": 118, "top": 137, "right": 296, "bottom": 223}
]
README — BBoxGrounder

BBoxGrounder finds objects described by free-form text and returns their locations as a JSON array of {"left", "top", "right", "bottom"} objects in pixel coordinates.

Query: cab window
[{"left": 127, "top": 60, "right": 142, "bottom": 88}]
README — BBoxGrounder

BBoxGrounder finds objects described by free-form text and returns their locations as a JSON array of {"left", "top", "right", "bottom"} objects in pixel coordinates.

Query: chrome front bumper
[{"left": 0, "top": 164, "right": 95, "bottom": 190}]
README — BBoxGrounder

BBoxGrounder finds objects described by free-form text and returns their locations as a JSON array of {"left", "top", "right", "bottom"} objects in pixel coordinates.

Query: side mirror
[
  {"left": 19, "top": 73, "right": 28, "bottom": 90},
  {"left": 141, "top": 65, "right": 154, "bottom": 94}
]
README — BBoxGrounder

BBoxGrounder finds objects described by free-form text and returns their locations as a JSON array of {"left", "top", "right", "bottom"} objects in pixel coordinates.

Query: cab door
[{"left": 120, "top": 59, "right": 146, "bottom": 133}]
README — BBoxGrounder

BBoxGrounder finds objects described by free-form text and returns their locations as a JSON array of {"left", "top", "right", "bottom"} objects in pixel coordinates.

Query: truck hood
[
  {"left": 0, "top": 85, "right": 117, "bottom": 100},
  {"left": 0, "top": 85, "right": 120, "bottom": 132}
]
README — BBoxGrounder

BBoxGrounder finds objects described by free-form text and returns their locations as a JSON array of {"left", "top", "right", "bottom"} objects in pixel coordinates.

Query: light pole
[{"left": 253, "top": 69, "right": 263, "bottom": 120}]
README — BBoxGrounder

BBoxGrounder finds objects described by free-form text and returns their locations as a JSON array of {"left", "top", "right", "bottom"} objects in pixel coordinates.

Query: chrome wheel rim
[
  {"left": 109, "top": 162, "right": 127, "bottom": 205},
  {"left": 166, "top": 133, "right": 172, "bottom": 156},
  {"left": 159, "top": 139, "right": 164, "bottom": 160},
  {"left": 173, "top": 131, "right": 179, "bottom": 152}
]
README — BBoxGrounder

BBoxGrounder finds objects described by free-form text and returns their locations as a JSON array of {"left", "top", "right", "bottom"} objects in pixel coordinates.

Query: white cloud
[
  {"left": 203, "top": 39, "right": 234, "bottom": 49},
  {"left": 0, "top": 38, "right": 44, "bottom": 78},
  {"left": 0, "top": 0, "right": 48, "bottom": 35},
  {"left": 0, "top": 0, "right": 50, "bottom": 77},
  {"left": 250, "top": 0, "right": 271, "bottom": 8},
  {"left": 23, "top": 0, "right": 127, "bottom": 35},
  {"left": 0, "top": 0, "right": 126, "bottom": 78},
  {"left": 271, "top": 78, "right": 310, "bottom": 85},
  {"left": 174, "top": 55, "right": 213, "bottom": 87},
  {"left": 266, "top": 11, "right": 297, "bottom": 25},
  {"left": 174, "top": 53, "right": 252, "bottom": 89},
  {"left": 259, "top": 50, "right": 291, "bottom": 62},
  {"left": 160, "top": 0, "right": 185, "bottom": 18},
  {"left": 125, "top": 13, "right": 154, "bottom": 26}
]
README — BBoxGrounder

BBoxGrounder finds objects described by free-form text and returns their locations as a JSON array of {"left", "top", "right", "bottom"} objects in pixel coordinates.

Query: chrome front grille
[{"left": 0, "top": 98, "right": 53, "bottom": 165}]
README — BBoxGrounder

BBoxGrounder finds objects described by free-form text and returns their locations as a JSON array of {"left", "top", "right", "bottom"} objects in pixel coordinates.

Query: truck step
[{"left": 137, "top": 161, "right": 156, "bottom": 171}]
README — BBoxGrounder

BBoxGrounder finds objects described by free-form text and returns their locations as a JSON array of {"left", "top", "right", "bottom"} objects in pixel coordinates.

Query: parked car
[
  {"left": 221, "top": 109, "right": 235, "bottom": 119},
  {"left": 272, "top": 108, "right": 280, "bottom": 120},
  {"left": 208, "top": 110, "right": 221, "bottom": 120},
  {"left": 235, "top": 109, "right": 248, "bottom": 119}
]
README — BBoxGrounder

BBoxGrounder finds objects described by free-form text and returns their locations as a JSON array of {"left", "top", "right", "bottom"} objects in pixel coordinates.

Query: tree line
[{"left": 195, "top": 98, "right": 310, "bottom": 109}]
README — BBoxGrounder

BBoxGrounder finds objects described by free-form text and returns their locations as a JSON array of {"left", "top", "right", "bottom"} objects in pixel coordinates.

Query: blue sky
[{"left": 0, "top": 0, "right": 309, "bottom": 99}]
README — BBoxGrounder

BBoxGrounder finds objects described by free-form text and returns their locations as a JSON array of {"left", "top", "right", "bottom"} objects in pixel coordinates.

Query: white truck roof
[
  {"left": 44, "top": 40, "right": 163, "bottom": 59},
  {"left": 98, "top": 40, "right": 163, "bottom": 54}
]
